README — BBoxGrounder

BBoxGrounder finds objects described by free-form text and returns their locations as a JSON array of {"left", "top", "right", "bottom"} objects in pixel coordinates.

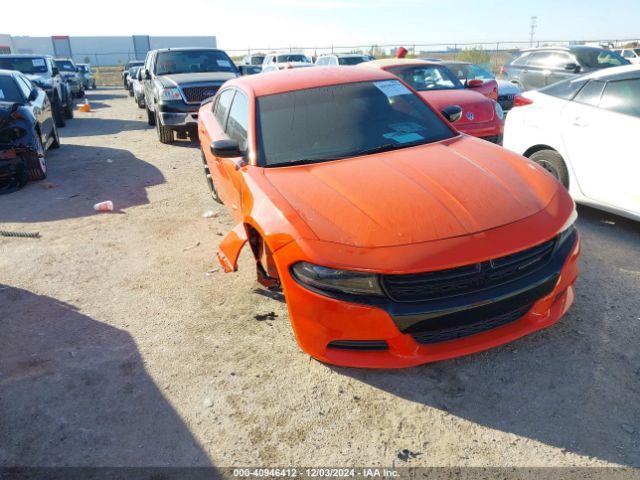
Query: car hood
[
  {"left": 419, "top": 89, "right": 495, "bottom": 124},
  {"left": 158, "top": 72, "right": 237, "bottom": 87},
  {"left": 263, "top": 137, "right": 559, "bottom": 248},
  {"left": 496, "top": 79, "right": 521, "bottom": 95}
]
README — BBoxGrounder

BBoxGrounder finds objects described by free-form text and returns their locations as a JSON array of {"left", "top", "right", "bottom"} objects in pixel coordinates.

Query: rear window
[
  {"left": 386, "top": 65, "right": 463, "bottom": 91},
  {"left": 540, "top": 77, "right": 588, "bottom": 100},
  {"left": 155, "top": 50, "right": 237, "bottom": 75},
  {"left": 256, "top": 80, "right": 454, "bottom": 167},
  {"left": 0, "top": 57, "right": 48, "bottom": 74},
  {"left": 600, "top": 79, "right": 640, "bottom": 117},
  {"left": 275, "top": 54, "right": 310, "bottom": 63},
  {"left": 574, "top": 49, "right": 628, "bottom": 68},
  {"left": 338, "top": 56, "right": 370, "bottom": 66},
  {"left": 447, "top": 63, "right": 494, "bottom": 81},
  {"left": 0, "top": 76, "right": 23, "bottom": 102}
]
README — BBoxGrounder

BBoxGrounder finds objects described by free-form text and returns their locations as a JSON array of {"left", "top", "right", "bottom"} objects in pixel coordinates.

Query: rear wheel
[
  {"left": 52, "top": 95, "right": 66, "bottom": 128},
  {"left": 64, "top": 97, "right": 74, "bottom": 119},
  {"left": 155, "top": 112, "right": 173, "bottom": 144},
  {"left": 529, "top": 149, "right": 569, "bottom": 188},
  {"left": 25, "top": 134, "right": 47, "bottom": 181},
  {"left": 146, "top": 105, "right": 156, "bottom": 126},
  {"left": 202, "top": 150, "right": 221, "bottom": 204}
]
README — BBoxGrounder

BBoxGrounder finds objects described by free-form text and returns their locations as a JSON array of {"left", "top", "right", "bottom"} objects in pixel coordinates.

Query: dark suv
[
  {"left": 501, "top": 46, "right": 628, "bottom": 91},
  {"left": 142, "top": 48, "right": 239, "bottom": 144}
]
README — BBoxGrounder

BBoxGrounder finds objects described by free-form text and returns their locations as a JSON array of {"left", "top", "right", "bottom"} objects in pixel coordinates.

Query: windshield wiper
[{"left": 347, "top": 141, "right": 428, "bottom": 157}]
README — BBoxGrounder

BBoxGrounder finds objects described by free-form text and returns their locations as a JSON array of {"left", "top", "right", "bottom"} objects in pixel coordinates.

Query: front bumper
[
  {"left": 157, "top": 102, "right": 199, "bottom": 128},
  {"left": 273, "top": 219, "right": 579, "bottom": 368},
  {"left": 456, "top": 119, "right": 504, "bottom": 143}
]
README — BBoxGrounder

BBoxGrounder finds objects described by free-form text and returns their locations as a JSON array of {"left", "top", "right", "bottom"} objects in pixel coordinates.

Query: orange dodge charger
[{"left": 198, "top": 67, "right": 580, "bottom": 368}]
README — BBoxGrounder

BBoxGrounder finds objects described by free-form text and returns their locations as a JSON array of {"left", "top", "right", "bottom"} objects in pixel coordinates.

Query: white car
[
  {"left": 315, "top": 53, "right": 373, "bottom": 66},
  {"left": 613, "top": 48, "right": 640, "bottom": 64},
  {"left": 261, "top": 53, "right": 312, "bottom": 72},
  {"left": 503, "top": 64, "right": 640, "bottom": 221}
]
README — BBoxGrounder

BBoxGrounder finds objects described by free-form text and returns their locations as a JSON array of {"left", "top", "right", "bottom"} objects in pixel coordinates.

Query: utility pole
[{"left": 529, "top": 16, "right": 538, "bottom": 47}]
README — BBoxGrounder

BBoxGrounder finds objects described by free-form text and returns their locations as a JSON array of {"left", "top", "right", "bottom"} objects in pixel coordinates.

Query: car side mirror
[
  {"left": 144, "top": 69, "right": 151, "bottom": 80},
  {"left": 441, "top": 105, "right": 463, "bottom": 123},
  {"left": 136, "top": 70, "right": 143, "bottom": 81},
  {"left": 210, "top": 139, "right": 243, "bottom": 158},
  {"left": 52, "top": 67, "right": 59, "bottom": 76},
  {"left": 564, "top": 62, "right": 581, "bottom": 73},
  {"left": 467, "top": 79, "right": 484, "bottom": 88},
  {"left": 28, "top": 88, "right": 38, "bottom": 101}
]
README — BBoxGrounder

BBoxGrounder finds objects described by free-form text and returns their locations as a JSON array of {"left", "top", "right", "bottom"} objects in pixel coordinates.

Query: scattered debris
[
  {"left": 622, "top": 424, "right": 635, "bottom": 434},
  {"left": 206, "top": 267, "right": 219, "bottom": 276},
  {"left": 41, "top": 182, "right": 56, "bottom": 189},
  {"left": 254, "top": 312, "right": 278, "bottom": 321},
  {"left": 93, "top": 200, "right": 114, "bottom": 212},
  {"left": 216, "top": 232, "right": 224, "bottom": 236},
  {"left": 397, "top": 449, "right": 422, "bottom": 462},
  {"left": 203, "top": 397, "right": 214, "bottom": 408},
  {"left": 106, "top": 159, "right": 113, "bottom": 163},
  {"left": 182, "top": 241, "right": 201, "bottom": 252},
  {"left": 202, "top": 211, "right": 218, "bottom": 219},
  {"left": 0, "top": 230, "right": 40, "bottom": 238}
]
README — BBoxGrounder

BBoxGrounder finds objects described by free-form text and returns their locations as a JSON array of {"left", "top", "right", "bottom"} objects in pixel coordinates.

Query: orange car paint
[{"left": 201, "top": 67, "right": 579, "bottom": 368}]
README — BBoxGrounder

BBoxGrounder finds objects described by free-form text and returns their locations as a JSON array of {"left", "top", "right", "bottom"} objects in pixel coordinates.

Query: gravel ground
[{"left": 1, "top": 89, "right": 639, "bottom": 469}]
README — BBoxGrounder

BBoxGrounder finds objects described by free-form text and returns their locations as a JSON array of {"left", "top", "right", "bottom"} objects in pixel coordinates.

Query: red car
[
  {"left": 441, "top": 60, "right": 499, "bottom": 101},
  {"left": 361, "top": 59, "right": 504, "bottom": 144},
  {"left": 198, "top": 67, "right": 579, "bottom": 368}
]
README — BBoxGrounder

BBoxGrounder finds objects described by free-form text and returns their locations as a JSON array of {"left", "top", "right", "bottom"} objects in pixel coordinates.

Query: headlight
[
  {"left": 557, "top": 206, "right": 578, "bottom": 246},
  {"left": 34, "top": 78, "right": 53, "bottom": 88},
  {"left": 494, "top": 100, "right": 504, "bottom": 120},
  {"left": 159, "top": 87, "right": 182, "bottom": 101},
  {"left": 291, "top": 262, "right": 384, "bottom": 297}
]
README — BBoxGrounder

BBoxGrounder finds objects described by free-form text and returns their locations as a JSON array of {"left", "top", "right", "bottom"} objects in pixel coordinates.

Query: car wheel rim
[
  {"left": 37, "top": 137, "right": 46, "bottom": 173},
  {"left": 538, "top": 160, "right": 559, "bottom": 180}
]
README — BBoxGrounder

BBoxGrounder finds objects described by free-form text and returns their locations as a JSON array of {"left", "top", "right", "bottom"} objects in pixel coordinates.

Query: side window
[
  {"left": 511, "top": 52, "right": 531, "bottom": 66},
  {"left": 214, "top": 89, "right": 235, "bottom": 129},
  {"left": 599, "top": 79, "right": 640, "bottom": 117},
  {"left": 573, "top": 80, "right": 605, "bottom": 106},
  {"left": 622, "top": 50, "right": 634, "bottom": 59},
  {"left": 525, "top": 52, "right": 553, "bottom": 67},
  {"left": 330, "top": 57, "right": 339, "bottom": 66},
  {"left": 546, "top": 52, "right": 573, "bottom": 69},
  {"left": 226, "top": 91, "right": 250, "bottom": 151}
]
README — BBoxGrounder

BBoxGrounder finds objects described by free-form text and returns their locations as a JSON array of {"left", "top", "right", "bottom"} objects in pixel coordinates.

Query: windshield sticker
[
  {"left": 217, "top": 60, "right": 231, "bottom": 67},
  {"left": 374, "top": 80, "right": 412, "bottom": 98},
  {"left": 383, "top": 131, "right": 424, "bottom": 144},
  {"left": 388, "top": 122, "right": 426, "bottom": 134},
  {"left": 32, "top": 58, "right": 45, "bottom": 67}
]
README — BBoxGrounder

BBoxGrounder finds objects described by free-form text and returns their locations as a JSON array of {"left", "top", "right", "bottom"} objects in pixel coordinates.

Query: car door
[
  {"left": 17, "top": 74, "right": 52, "bottom": 142},
  {"left": 560, "top": 78, "right": 640, "bottom": 214},
  {"left": 521, "top": 52, "right": 554, "bottom": 90},
  {"left": 545, "top": 51, "right": 576, "bottom": 86},
  {"left": 203, "top": 88, "right": 236, "bottom": 206},
  {"left": 219, "top": 89, "right": 250, "bottom": 222}
]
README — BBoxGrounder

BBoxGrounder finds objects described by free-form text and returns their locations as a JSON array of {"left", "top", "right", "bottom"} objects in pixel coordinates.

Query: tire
[
  {"left": 529, "top": 149, "right": 569, "bottom": 188},
  {"left": 128, "top": 88, "right": 134, "bottom": 97},
  {"left": 78, "top": 89, "right": 85, "bottom": 99},
  {"left": 155, "top": 112, "right": 173, "bottom": 144},
  {"left": 52, "top": 95, "right": 66, "bottom": 128},
  {"left": 202, "top": 150, "right": 222, "bottom": 204},
  {"left": 146, "top": 105, "right": 156, "bottom": 126},
  {"left": 25, "top": 134, "right": 47, "bottom": 181},
  {"left": 136, "top": 96, "right": 145, "bottom": 109},
  {"left": 64, "top": 98, "right": 74, "bottom": 119},
  {"left": 49, "top": 121, "right": 60, "bottom": 149},
  {"left": 91, "top": 81, "right": 96, "bottom": 90}
]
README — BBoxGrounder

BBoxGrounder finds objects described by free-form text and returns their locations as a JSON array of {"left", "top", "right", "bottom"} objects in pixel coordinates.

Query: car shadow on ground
[
  {"left": 333, "top": 205, "right": 640, "bottom": 466},
  {"left": 60, "top": 118, "right": 148, "bottom": 137},
  {"left": 0, "top": 285, "right": 215, "bottom": 469},
  {"left": 0, "top": 144, "right": 165, "bottom": 223}
]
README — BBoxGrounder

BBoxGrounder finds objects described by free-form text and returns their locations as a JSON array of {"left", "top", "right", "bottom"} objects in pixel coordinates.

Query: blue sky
[{"left": 6, "top": 0, "right": 640, "bottom": 49}]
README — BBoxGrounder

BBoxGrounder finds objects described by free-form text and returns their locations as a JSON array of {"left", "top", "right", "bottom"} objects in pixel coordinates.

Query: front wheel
[
  {"left": 64, "top": 98, "right": 74, "bottom": 119},
  {"left": 146, "top": 105, "right": 156, "bottom": 126},
  {"left": 155, "top": 113, "right": 173, "bottom": 144},
  {"left": 49, "top": 121, "right": 60, "bottom": 149},
  {"left": 52, "top": 96, "right": 66, "bottom": 128},
  {"left": 202, "top": 150, "right": 222, "bottom": 204},
  {"left": 25, "top": 134, "right": 47, "bottom": 181},
  {"left": 529, "top": 149, "right": 569, "bottom": 188}
]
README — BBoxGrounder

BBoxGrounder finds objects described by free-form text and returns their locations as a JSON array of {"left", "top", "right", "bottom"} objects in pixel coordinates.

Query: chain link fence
[{"left": 87, "top": 38, "right": 640, "bottom": 85}]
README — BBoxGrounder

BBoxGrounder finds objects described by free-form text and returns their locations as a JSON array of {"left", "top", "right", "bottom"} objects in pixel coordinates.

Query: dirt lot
[{"left": 1, "top": 89, "right": 639, "bottom": 469}]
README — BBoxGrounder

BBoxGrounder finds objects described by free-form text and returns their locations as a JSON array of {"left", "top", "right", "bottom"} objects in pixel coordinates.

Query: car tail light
[
  {"left": 10, "top": 111, "right": 23, "bottom": 120},
  {"left": 0, "top": 149, "right": 17, "bottom": 159},
  {"left": 513, "top": 95, "right": 534, "bottom": 107}
]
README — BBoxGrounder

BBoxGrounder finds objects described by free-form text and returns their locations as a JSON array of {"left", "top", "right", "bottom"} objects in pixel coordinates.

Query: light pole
[{"left": 529, "top": 16, "right": 538, "bottom": 47}]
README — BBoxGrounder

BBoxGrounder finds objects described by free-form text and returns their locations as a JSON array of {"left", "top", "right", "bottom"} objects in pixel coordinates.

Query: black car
[
  {"left": 0, "top": 54, "right": 74, "bottom": 127},
  {"left": 501, "top": 46, "right": 629, "bottom": 91},
  {"left": 0, "top": 70, "right": 59, "bottom": 190},
  {"left": 141, "top": 48, "right": 239, "bottom": 144}
]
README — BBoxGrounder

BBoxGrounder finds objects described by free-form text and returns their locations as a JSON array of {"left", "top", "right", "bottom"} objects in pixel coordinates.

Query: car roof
[
  {"left": 0, "top": 69, "right": 20, "bottom": 77},
  {"left": 228, "top": 66, "right": 396, "bottom": 97},
  {"left": 520, "top": 45, "right": 610, "bottom": 53},
  {"left": 576, "top": 63, "right": 640, "bottom": 81},
  {"left": 0, "top": 54, "right": 51, "bottom": 58},
  {"left": 320, "top": 53, "right": 369, "bottom": 58},
  {"left": 360, "top": 58, "right": 436, "bottom": 69},
  {"left": 152, "top": 47, "right": 224, "bottom": 53}
]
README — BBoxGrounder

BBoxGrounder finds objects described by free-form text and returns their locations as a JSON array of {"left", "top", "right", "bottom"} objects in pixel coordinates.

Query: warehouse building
[{"left": 0, "top": 34, "right": 217, "bottom": 66}]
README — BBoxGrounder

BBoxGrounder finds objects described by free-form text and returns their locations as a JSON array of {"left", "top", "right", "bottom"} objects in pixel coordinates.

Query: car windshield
[
  {"left": 256, "top": 80, "right": 454, "bottom": 167},
  {"left": 635, "top": 49, "right": 640, "bottom": 56},
  {"left": 0, "top": 76, "right": 23, "bottom": 102},
  {"left": 575, "top": 49, "right": 628, "bottom": 68},
  {"left": 55, "top": 60, "right": 76, "bottom": 72},
  {"left": 275, "top": 54, "right": 310, "bottom": 63},
  {"left": 448, "top": 63, "right": 494, "bottom": 81},
  {"left": 250, "top": 56, "right": 265, "bottom": 65},
  {"left": 338, "top": 56, "right": 370, "bottom": 66},
  {"left": 386, "top": 65, "right": 463, "bottom": 91},
  {"left": 129, "top": 66, "right": 140, "bottom": 76},
  {"left": 0, "top": 57, "right": 48, "bottom": 74},
  {"left": 155, "top": 50, "right": 237, "bottom": 75}
]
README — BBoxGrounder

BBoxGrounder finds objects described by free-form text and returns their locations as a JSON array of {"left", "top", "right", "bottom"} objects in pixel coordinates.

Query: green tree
[{"left": 457, "top": 48, "right": 491, "bottom": 67}]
